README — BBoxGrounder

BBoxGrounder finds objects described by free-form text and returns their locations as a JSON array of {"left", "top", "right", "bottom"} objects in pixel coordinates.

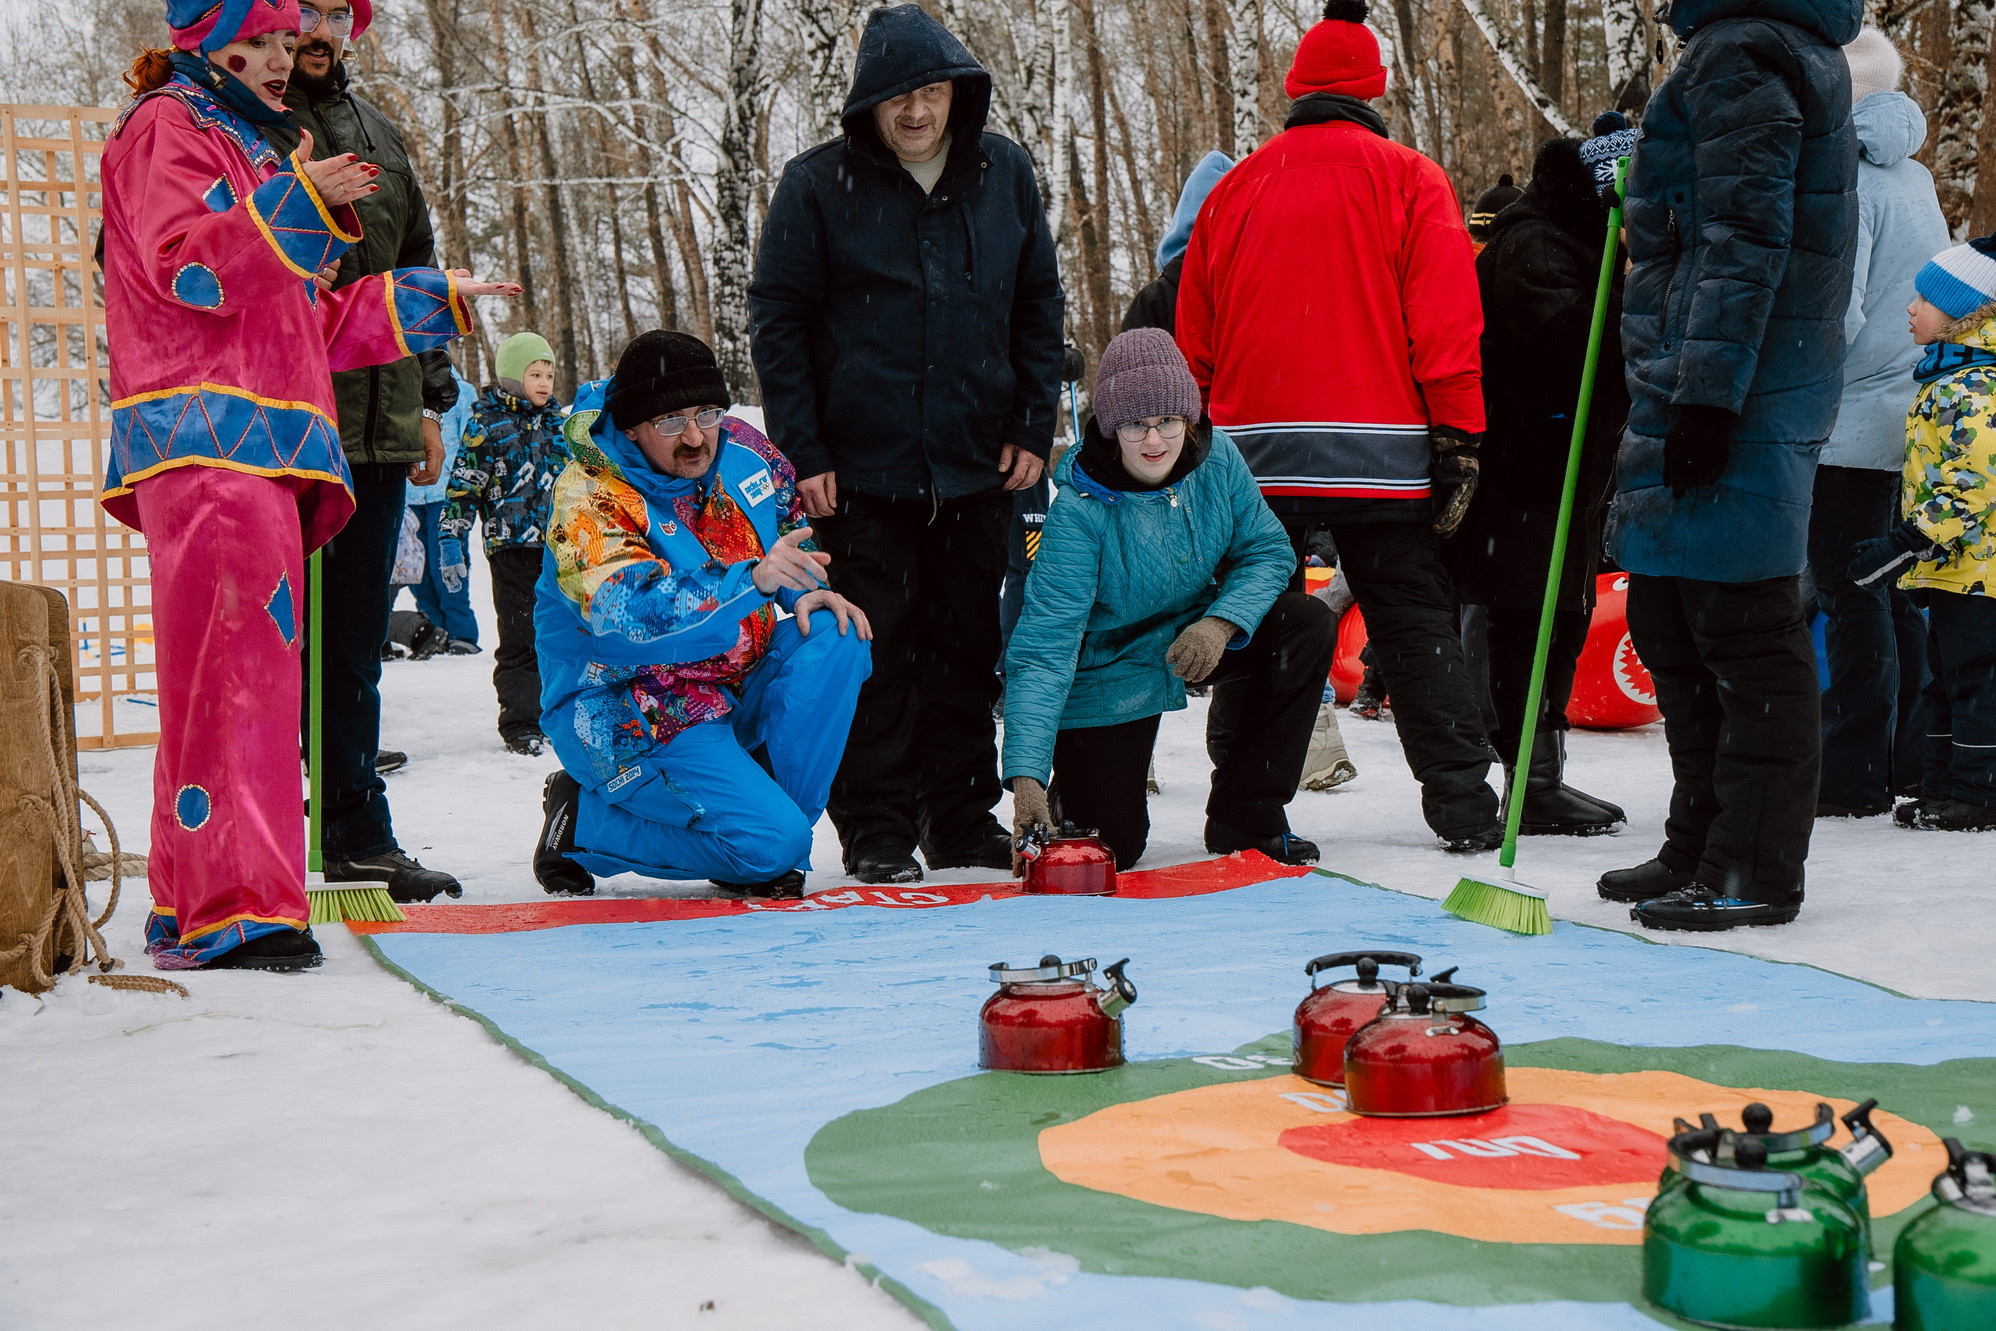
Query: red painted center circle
[{"left": 1279, "top": 1103, "right": 1669, "bottom": 1191}]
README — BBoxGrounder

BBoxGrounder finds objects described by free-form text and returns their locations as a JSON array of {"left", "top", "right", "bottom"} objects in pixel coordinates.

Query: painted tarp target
[{"left": 360, "top": 865, "right": 1996, "bottom": 1329}]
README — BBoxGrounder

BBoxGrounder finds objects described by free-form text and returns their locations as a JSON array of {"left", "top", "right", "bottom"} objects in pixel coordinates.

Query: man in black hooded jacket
[{"left": 749, "top": 3, "right": 1066, "bottom": 884}]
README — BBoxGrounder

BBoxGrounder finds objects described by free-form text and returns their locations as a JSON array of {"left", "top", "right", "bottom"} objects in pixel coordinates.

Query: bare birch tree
[{"left": 712, "top": 0, "right": 766, "bottom": 399}]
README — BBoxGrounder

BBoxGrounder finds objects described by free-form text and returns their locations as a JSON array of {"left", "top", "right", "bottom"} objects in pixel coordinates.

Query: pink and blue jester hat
[{"left": 168, "top": 0, "right": 373, "bottom": 52}]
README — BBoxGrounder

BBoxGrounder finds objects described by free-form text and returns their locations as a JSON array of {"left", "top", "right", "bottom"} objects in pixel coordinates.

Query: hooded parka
[
  {"left": 1448, "top": 137, "right": 1627, "bottom": 611},
  {"left": 1826, "top": 91, "right": 1950, "bottom": 470},
  {"left": 747, "top": 3, "right": 1066, "bottom": 501},
  {"left": 1609, "top": 0, "right": 1863, "bottom": 583}
]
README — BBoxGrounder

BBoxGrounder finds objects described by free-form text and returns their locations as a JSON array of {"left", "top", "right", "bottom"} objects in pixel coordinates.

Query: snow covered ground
[{"left": 6, "top": 550, "right": 1992, "bottom": 1330}]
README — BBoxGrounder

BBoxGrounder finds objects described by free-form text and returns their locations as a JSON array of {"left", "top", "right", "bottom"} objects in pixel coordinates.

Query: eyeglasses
[
  {"left": 298, "top": 9, "right": 356, "bottom": 36},
  {"left": 1115, "top": 417, "right": 1188, "bottom": 445},
  {"left": 647, "top": 407, "right": 726, "bottom": 437}
]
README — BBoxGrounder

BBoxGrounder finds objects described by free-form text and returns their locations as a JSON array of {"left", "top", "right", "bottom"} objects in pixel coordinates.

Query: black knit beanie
[{"left": 607, "top": 330, "right": 731, "bottom": 430}]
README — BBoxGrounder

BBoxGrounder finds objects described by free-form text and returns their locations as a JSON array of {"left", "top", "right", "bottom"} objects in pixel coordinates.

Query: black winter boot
[
  {"left": 325, "top": 848, "right": 463, "bottom": 903},
  {"left": 849, "top": 845, "right": 924, "bottom": 884},
  {"left": 1597, "top": 858, "right": 1695, "bottom": 902},
  {"left": 535, "top": 771, "right": 596, "bottom": 896},
  {"left": 1906, "top": 797, "right": 1996, "bottom": 831},
  {"left": 1205, "top": 821, "right": 1320, "bottom": 864},
  {"left": 1503, "top": 731, "right": 1625, "bottom": 836},
  {"left": 1631, "top": 885, "right": 1800, "bottom": 931},
  {"left": 711, "top": 870, "right": 806, "bottom": 899},
  {"left": 198, "top": 927, "right": 323, "bottom": 972}
]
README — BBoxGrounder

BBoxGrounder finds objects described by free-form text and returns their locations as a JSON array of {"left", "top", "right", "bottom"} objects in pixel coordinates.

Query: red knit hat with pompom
[{"left": 1285, "top": 0, "right": 1387, "bottom": 101}]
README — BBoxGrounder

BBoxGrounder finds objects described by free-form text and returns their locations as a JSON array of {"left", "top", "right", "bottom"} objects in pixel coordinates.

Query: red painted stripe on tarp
[{"left": 348, "top": 852, "right": 1310, "bottom": 936}]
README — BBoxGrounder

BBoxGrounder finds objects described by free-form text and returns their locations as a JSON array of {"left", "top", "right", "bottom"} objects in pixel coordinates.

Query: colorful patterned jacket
[
  {"left": 100, "top": 75, "right": 469, "bottom": 552},
  {"left": 441, "top": 384, "right": 570, "bottom": 552},
  {"left": 1902, "top": 314, "right": 1996, "bottom": 598},
  {"left": 534, "top": 383, "right": 811, "bottom": 788}
]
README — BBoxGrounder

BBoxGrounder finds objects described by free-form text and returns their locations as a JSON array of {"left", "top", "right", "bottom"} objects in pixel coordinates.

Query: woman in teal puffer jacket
[{"left": 1002, "top": 329, "right": 1334, "bottom": 869}]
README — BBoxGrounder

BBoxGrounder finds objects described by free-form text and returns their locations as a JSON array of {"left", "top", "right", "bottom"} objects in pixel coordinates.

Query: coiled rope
[{"left": 0, "top": 642, "right": 129, "bottom": 991}]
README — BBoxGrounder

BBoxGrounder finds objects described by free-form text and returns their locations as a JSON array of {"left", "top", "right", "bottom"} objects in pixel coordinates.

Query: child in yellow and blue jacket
[{"left": 1850, "top": 236, "right": 1996, "bottom": 830}]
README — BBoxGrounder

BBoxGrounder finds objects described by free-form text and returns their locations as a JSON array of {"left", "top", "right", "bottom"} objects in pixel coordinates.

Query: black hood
[
  {"left": 1490, "top": 137, "right": 1608, "bottom": 244},
  {"left": 1077, "top": 416, "right": 1212, "bottom": 493},
  {"left": 840, "top": 4, "right": 992, "bottom": 152}
]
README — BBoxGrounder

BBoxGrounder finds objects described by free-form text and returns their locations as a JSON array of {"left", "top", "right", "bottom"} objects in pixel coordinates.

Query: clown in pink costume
[{"left": 101, "top": 0, "right": 517, "bottom": 969}]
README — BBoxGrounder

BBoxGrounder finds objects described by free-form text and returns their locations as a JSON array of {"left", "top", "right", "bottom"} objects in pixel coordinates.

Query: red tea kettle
[
  {"left": 1342, "top": 979, "right": 1508, "bottom": 1117},
  {"left": 1015, "top": 822, "right": 1118, "bottom": 896},
  {"left": 1291, "top": 951, "right": 1424, "bottom": 1087},
  {"left": 979, "top": 954, "right": 1137, "bottom": 1074}
]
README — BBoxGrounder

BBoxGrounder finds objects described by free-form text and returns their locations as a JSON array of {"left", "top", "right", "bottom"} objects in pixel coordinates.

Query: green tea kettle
[
  {"left": 1893, "top": 1138, "right": 1996, "bottom": 1330},
  {"left": 1660, "top": 1101, "right": 1894, "bottom": 1254},
  {"left": 1644, "top": 1126, "right": 1869, "bottom": 1329}
]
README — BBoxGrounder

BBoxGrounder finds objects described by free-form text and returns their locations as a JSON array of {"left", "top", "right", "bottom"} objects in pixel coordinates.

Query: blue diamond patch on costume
[
  {"left": 267, "top": 571, "right": 297, "bottom": 646},
  {"left": 247, "top": 167, "right": 356, "bottom": 278},
  {"left": 203, "top": 175, "right": 238, "bottom": 213},
  {"left": 171, "top": 263, "right": 224, "bottom": 309},
  {"left": 386, "top": 268, "right": 468, "bottom": 353},
  {"left": 175, "top": 784, "right": 212, "bottom": 831}
]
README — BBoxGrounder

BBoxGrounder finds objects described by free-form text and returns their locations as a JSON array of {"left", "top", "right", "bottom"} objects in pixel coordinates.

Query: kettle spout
[
  {"left": 1839, "top": 1099, "right": 1893, "bottom": 1177},
  {"left": 1097, "top": 958, "right": 1137, "bottom": 1018}
]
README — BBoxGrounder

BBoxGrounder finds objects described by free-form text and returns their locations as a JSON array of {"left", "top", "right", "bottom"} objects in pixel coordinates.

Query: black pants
[
  {"left": 1626, "top": 573, "right": 1819, "bottom": 904},
  {"left": 488, "top": 545, "right": 546, "bottom": 741},
  {"left": 1921, "top": 589, "right": 1996, "bottom": 806},
  {"left": 1050, "top": 592, "right": 1336, "bottom": 866},
  {"left": 304, "top": 462, "right": 403, "bottom": 860},
  {"left": 1284, "top": 520, "right": 1498, "bottom": 836},
  {"left": 1484, "top": 606, "right": 1591, "bottom": 764},
  {"left": 818, "top": 488, "right": 1011, "bottom": 862},
  {"left": 1805, "top": 464, "right": 1930, "bottom": 807}
]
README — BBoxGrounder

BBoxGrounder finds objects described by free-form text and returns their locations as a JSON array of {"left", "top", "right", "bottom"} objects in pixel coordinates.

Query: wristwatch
[{"left": 422, "top": 409, "right": 442, "bottom": 423}]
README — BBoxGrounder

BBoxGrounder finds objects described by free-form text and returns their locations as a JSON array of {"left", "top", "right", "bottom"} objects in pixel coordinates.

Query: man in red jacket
[{"left": 1178, "top": 0, "right": 1501, "bottom": 850}]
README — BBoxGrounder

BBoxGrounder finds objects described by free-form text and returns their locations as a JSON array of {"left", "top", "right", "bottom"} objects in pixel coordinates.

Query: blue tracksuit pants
[{"left": 570, "top": 611, "right": 871, "bottom": 883}]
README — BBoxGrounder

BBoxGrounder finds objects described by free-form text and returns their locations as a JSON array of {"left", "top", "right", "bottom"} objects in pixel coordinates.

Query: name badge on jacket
[{"left": 739, "top": 468, "right": 775, "bottom": 506}]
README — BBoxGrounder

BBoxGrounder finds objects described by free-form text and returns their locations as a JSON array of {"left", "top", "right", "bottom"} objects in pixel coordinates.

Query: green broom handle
[
  {"left": 308, "top": 547, "right": 323, "bottom": 876},
  {"left": 1498, "top": 157, "right": 1628, "bottom": 871}
]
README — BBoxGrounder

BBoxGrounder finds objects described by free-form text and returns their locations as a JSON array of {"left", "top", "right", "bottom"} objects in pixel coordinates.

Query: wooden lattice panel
[{"left": 0, "top": 104, "right": 155, "bottom": 750}]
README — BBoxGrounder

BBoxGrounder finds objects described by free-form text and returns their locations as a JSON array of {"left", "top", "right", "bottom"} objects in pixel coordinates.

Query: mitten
[
  {"left": 438, "top": 537, "right": 468, "bottom": 593},
  {"left": 1164, "top": 615, "right": 1237, "bottom": 683},
  {"left": 1009, "top": 777, "right": 1051, "bottom": 877},
  {"left": 1663, "top": 404, "right": 1737, "bottom": 495},
  {"left": 1848, "top": 519, "right": 1944, "bottom": 588}
]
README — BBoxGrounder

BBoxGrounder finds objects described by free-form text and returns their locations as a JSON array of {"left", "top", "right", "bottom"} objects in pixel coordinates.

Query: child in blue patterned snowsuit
[{"left": 441, "top": 331, "right": 569, "bottom": 752}]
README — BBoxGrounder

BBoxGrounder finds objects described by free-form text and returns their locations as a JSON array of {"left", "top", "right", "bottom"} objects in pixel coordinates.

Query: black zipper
[{"left": 1659, "top": 203, "right": 1683, "bottom": 353}]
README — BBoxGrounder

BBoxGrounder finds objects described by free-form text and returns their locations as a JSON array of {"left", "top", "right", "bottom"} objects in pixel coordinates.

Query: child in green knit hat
[{"left": 441, "top": 330, "right": 570, "bottom": 754}]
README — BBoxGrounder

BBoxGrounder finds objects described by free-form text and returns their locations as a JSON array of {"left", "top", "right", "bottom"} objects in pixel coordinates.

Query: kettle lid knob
[
  {"left": 1734, "top": 1136, "right": 1769, "bottom": 1171},
  {"left": 1741, "top": 1103, "right": 1774, "bottom": 1134},
  {"left": 1039, "top": 954, "right": 1062, "bottom": 967}
]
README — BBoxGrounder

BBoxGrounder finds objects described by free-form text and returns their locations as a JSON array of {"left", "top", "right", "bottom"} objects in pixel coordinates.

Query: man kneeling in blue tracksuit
[{"left": 531, "top": 331, "right": 872, "bottom": 899}]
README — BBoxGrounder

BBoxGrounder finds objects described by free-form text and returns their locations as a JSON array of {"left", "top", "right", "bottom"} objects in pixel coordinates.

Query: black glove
[
  {"left": 1062, "top": 344, "right": 1087, "bottom": 383},
  {"left": 1848, "top": 519, "right": 1944, "bottom": 588},
  {"left": 1430, "top": 426, "right": 1481, "bottom": 538},
  {"left": 1663, "top": 404, "right": 1737, "bottom": 496}
]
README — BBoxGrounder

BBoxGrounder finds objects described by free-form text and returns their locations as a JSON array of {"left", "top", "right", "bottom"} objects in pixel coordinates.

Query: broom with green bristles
[
  {"left": 1442, "top": 157, "right": 1630, "bottom": 936},
  {"left": 304, "top": 548, "right": 404, "bottom": 926}
]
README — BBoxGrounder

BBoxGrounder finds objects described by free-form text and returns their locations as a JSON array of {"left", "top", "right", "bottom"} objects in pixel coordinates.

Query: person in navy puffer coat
[
  {"left": 1002, "top": 330, "right": 1332, "bottom": 870},
  {"left": 1601, "top": 0, "right": 1862, "bottom": 932}
]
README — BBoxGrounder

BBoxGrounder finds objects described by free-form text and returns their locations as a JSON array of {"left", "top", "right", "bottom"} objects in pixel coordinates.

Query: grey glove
[
  {"left": 1165, "top": 615, "right": 1237, "bottom": 684},
  {"left": 1010, "top": 777, "right": 1051, "bottom": 877}
]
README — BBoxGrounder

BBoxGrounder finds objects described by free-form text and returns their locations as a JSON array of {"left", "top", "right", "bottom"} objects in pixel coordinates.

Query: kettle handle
[
  {"left": 1098, "top": 958, "right": 1137, "bottom": 1018},
  {"left": 1839, "top": 1099, "right": 1893, "bottom": 1177},
  {"left": 1303, "top": 951, "right": 1422, "bottom": 986}
]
